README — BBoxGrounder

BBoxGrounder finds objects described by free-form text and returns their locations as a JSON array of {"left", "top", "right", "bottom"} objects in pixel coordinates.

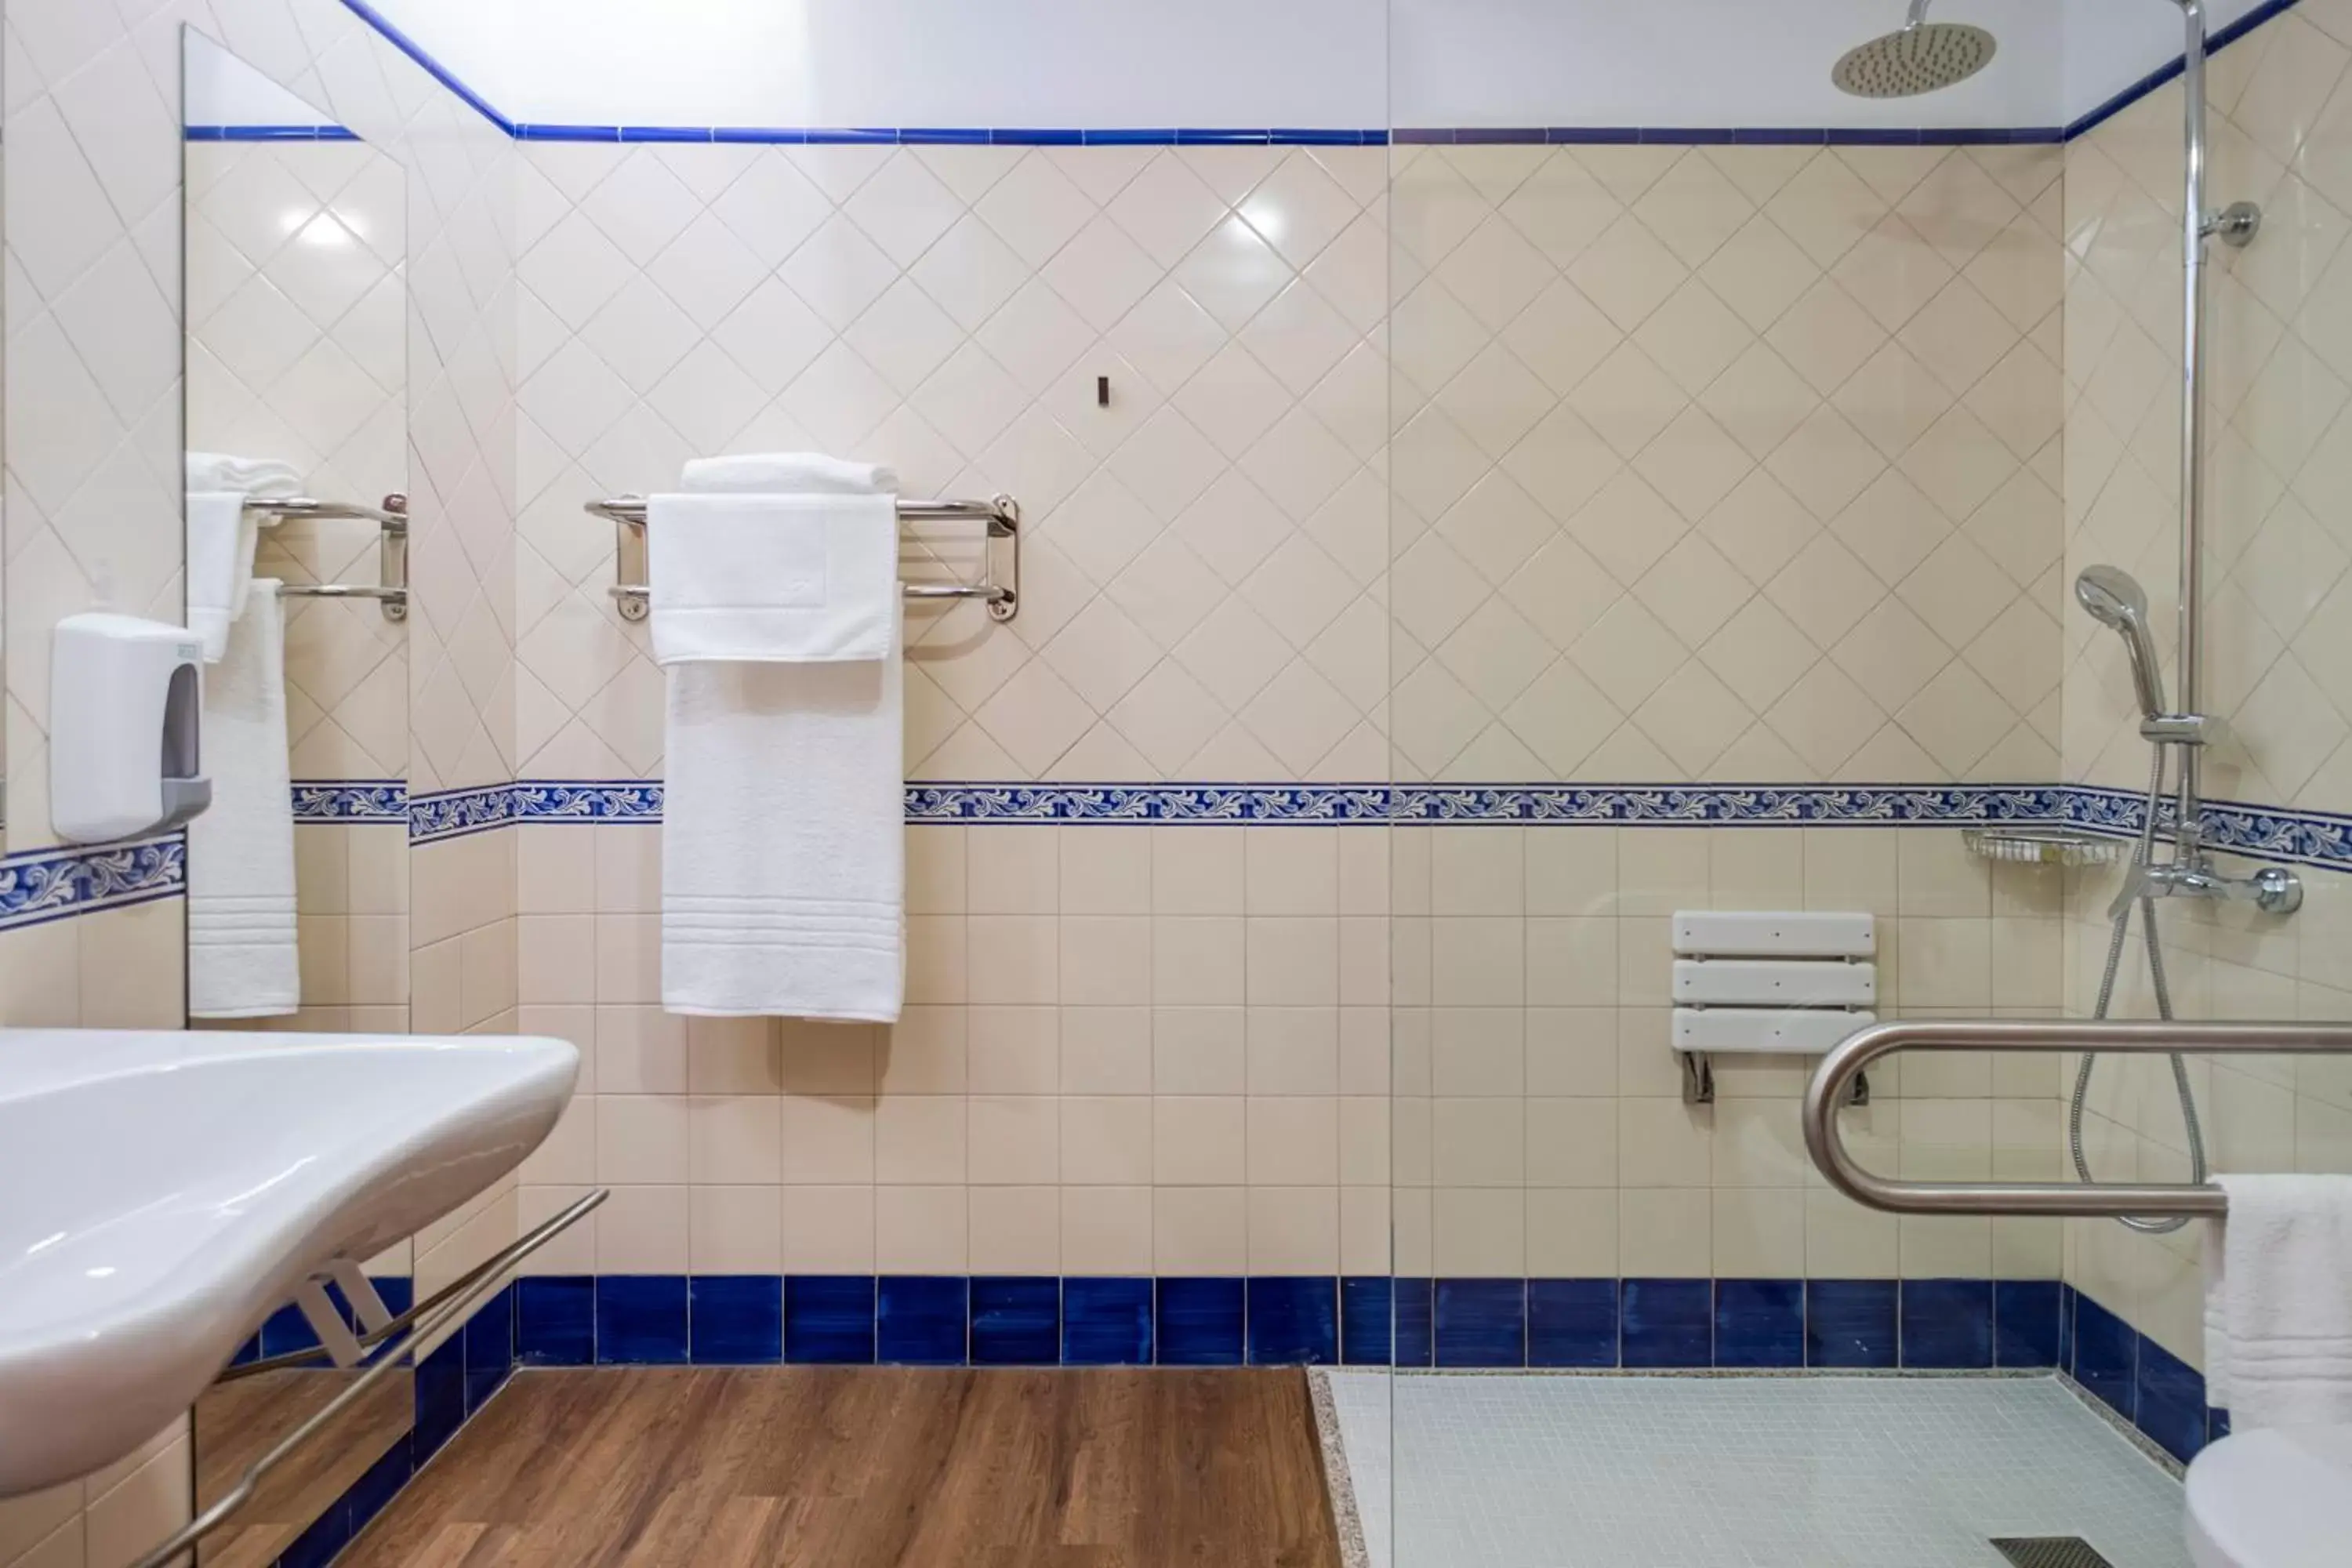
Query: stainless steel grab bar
[
  {"left": 1803, "top": 1018, "right": 2352, "bottom": 1218},
  {"left": 126, "top": 1189, "right": 608, "bottom": 1568}
]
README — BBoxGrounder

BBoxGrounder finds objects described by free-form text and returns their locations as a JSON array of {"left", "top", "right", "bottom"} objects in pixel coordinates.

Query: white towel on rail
[
  {"left": 2203, "top": 1173, "right": 2352, "bottom": 1428},
  {"left": 188, "top": 582, "right": 299, "bottom": 1019},
  {"left": 659, "top": 456, "right": 904, "bottom": 1022},
  {"left": 184, "top": 453, "right": 300, "bottom": 662},
  {"left": 185, "top": 489, "right": 259, "bottom": 663},
  {"left": 646, "top": 492, "right": 898, "bottom": 663},
  {"left": 681, "top": 452, "right": 898, "bottom": 496}
]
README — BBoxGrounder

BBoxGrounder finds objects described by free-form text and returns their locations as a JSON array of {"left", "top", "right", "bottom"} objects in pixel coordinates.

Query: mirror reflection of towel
[{"left": 188, "top": 582, "right": 298, "bottom": 1019}]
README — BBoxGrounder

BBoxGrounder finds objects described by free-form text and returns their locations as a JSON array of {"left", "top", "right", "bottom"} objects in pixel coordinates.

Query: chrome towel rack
[
  {"left": 1804, "top": 1018, "right": 2352, "bottom": 1218},
  {"left": 586, "top": 492, "right": 1021, "bottom": 625},
  {"left": 251, "top": 492, "right": 408, "bottom": 622}
]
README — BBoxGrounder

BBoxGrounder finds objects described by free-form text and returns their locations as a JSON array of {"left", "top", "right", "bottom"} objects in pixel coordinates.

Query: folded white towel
[
  {"left": 646, "top": 492, "right": 899, "bottom": 663},
  {"left": 2203, "top": 1173, "right": 2352, "bottom": 1428},
  {"left": 188, "top": 582, "right": 299, "bottom": 1019},
  {"left": 682, "top": 452, "right": 898, "bottom": 496},
  {"left": 187, "top": 452, "right": 303, "bottom": 495},
  {"left": 186, "top": 489, "right": 259, "bottom": 664}
]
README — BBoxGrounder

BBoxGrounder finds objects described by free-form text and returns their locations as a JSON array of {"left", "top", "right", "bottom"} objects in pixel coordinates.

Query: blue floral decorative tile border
[
  {"left": 0, "top": 836, "right": 185, "bottom": 933},
  {"left": 405, "top": 781, "right": 2352, "bottom": 872},
  {"left": 292, "top": 781, "right": 408, "bottom": 822}
]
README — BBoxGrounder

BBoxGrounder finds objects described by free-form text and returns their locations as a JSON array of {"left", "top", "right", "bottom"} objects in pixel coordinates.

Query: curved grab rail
[{"left": 1802, "top": 1018, "right": 2352, "bottom": 1218}]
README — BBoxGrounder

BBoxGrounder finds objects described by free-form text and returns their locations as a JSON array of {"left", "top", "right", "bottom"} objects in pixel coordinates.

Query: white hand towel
[
  {"left": 662, "top": 605, "right": 906, "bottom": 1021},
  {"left": 188, "top": 582, "right": 299, "bottom": 1019},
  {"left": 647, "top": 492, "right": 898, "bottom": 663},
  {"left": 187, "top": 452, "right": 303, "bottom": 495},
  {"left": 186, "top": 489, "right": 260, "bottom": 663},
  {"left": 681, "top": 452, "right": 898, "bottom": 496},
  {"left": 2203, "top": 1173, "right": 2352, "bottom": 1428}
]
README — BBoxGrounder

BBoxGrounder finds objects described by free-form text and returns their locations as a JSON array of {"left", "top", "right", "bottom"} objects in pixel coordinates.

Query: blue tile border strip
[
  {"left": 1402, "top": 125, "right": 2064, "bottom": 147},
  {"left": 185, "top": 125, "right": 361, "bottom": 141},
  {"left": 13, "top": 773, "right": 2350, "bottom": 913},
  {"left": 0, "top": 835, "right": 184, "bottom": 932},
  {"left": 515, "top": 125, "right": 1392, "bottom": 145},
  {"left": 414, "top": 780, "right": 2352, "bottom": 873}
]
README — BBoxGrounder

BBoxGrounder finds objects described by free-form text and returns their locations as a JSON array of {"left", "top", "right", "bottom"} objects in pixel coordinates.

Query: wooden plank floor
[{"left": 339, "top": 1367, "right": 1344, "bottom": 1568}]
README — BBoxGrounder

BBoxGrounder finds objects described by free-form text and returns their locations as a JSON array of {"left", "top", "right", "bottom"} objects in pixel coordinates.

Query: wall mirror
[{"left": 182, "top": 24, "right": 412, "bottom": 1558}]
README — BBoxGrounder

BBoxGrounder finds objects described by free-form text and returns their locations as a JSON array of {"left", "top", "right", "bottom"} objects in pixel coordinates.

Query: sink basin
[{"left": 0, "top": 1029, "right": 576, "bottom": 1497}]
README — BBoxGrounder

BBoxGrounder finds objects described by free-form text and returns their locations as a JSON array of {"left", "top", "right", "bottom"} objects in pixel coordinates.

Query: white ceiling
[{"left": 362, "top": 0, "right": 2283, "bottom": 130}]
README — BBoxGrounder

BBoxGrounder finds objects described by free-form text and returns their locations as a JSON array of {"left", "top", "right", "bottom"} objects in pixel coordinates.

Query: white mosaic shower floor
[{"left": 1320, "top": 1373, "right": 2190, "bottom": 1568}]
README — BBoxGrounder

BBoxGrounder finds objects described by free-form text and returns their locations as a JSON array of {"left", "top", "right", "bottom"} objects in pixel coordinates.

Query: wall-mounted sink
[{"left": 0, "top": 1029, "right": 576, "bottom": 1497}]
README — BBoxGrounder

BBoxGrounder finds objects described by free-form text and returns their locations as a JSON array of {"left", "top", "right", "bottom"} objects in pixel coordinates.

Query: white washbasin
[{"left": 0, "top": 1029, "right": 576, "bottom": 1497}]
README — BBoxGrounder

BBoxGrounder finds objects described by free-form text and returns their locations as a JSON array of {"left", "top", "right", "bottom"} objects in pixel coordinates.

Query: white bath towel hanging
[
  {"left": 2204, "top": 1173, "right": 2352, "bottom": 1428},
  {"left": 184, "top": 453, "right": 301, "bottom": 663},
  {"left": 658, "top": 458, "right": 904, "bottom": 1022},
  {"left": 188, "top": 581, "right": 299, "bottom": 1019}
]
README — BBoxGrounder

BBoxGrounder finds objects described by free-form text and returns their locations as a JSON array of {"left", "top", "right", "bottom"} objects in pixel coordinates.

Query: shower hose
[{"left": 2067, "top": 745, "right": 2208, "bottom": 1234}]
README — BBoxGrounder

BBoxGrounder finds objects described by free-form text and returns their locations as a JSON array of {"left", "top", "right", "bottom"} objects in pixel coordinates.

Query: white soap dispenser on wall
[{"left": 49, "top": 613, "right": 212, "bottom": 844}]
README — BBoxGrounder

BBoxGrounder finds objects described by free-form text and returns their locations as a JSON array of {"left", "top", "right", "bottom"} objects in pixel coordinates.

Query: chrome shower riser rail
[{"left": 1804, "top": 1019, "right": 2352, "bottom": 1218}]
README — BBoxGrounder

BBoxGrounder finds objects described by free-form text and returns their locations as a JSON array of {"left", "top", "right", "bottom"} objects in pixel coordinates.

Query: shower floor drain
[{"left": 1989, "top": 1538, "right": 2119, "bottom": 1568}]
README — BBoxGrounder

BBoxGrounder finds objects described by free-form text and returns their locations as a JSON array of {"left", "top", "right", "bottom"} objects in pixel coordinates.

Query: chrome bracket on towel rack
[
  {"left": 1804, "top": 1019, "right": 2352, "bottom": 1218},
  {"left": 589, "top": 492, "right": 1022, "bottom": 626},
  {"left": 252, "top": 492, "right": 409, "bottom": 622}
]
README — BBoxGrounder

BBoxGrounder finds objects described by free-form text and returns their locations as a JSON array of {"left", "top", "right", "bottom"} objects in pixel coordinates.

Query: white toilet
[{"left": 2183, "top": 1425, "right": 2352, "bottom": 1567}]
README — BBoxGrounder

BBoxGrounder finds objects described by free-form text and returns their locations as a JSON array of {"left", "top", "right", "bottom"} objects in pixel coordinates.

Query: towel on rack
[
  {"left": 188, "top": 581, "right": 299, "bottom": 1019},
  {"left": 659, "top": 457, "right": 905, "bottom": 1022},
  {"left": 188, "top": 452, "right": 303, "bottom": 494},
  {"left": 2203, "top": 1173, "right": 2352, "bottom": 1428},
  {"left": 646, "top": 488, "right": 899, "bottom": 664},
  {"left": 185, "top": 454, "right": 301, "bottom": 663},
  {"left": 682, "top": 452, "right": 898, "bottom": 496}
]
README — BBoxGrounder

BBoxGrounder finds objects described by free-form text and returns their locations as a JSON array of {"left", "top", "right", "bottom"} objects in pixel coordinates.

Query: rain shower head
[
  {"left": 1832, "top": 0, "right": 1998, "bottom": 98},
  {"left": 2075, "top": 565, "right": 2168, "bottom": 720}
]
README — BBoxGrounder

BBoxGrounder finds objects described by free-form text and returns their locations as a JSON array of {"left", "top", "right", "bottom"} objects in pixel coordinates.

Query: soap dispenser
[{"left": 50, "top": 613, "right": 212, "bottom": 844}]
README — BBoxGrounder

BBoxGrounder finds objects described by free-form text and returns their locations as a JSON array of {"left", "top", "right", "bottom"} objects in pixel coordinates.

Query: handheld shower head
[
  {"left": 2076, "top": 564, "right": 2167, "bottom": 719},
  {"left": 1833, "top": 0, "right": 1998, "bottom": 98}
]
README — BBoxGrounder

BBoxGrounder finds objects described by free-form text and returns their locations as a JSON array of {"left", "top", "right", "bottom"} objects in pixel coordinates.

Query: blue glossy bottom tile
[
  {"left": 517, "top": 1276, "right": 594, "bottom": 1365},
  {"left": 1435, "top": 1279, "right": 1525, "bottom": 1368},
  {"left": 1621, "top": 1279, "right": 1710, "bottom": 1368},
  {"left": 413, "top": 1332, "right": 466, "bottom": 1456},
  {"left": 1064, "top": 1277, "right": 1152, "bottom": 1366},
  {"left": 877, "top": 1276, "right": 967, "bottom": 1365},
  {"left": 343, "top": 1436, "right": 414, "bottom": 1539},
  {"left": 786, "top": 1276, "right": 877, "bottom": 1363},
  {"left": 1806, "top": 1280, "right": 1897, "bottom": 1368},
  {"left": 597, "top": 1276, "right": 689, "bottom": 1364},
  {"left": 1994, "top": 1279, "right": 2062, "bottom": 1368},
  {"left": 463, "top": 1283, "right": 515, "bottom": 1411},
  {"left": 2135, "top": 1335, "right": 2209, "bottom": 1463},
  {"left": 1715, "top": 1279, "right": 1802, "bottom": 1368},
  {"left": 1340, "top": 1276, "right": 1392, "bottom": 1366},
  {"left": 2073, "top": 1293, "right": 2136, "bottom": 1419},
  {"left": 277, "top": 1500, "right": 350, "bottom": 1568},
  {"left": 1393, "top": 1279, "right": 1433, "bottom": 1368},
  {"left": 1249, "top": 1278, "right": 1337, "bottom": 1365},
  {"left": 691, "top": 1276, "right": 783, "bottom": 1363},
  {"left": 260, "top": 1301, "right": 321, "bottom": 1358},
  {"left": 1529, "top": 1279, "right": 1617, "bottom": 1367},
  {"left": 972, "top": 1277, "right": 1060, "bottom": 1365},
  {"left": 1156, "top": 1277, "right": 1244, "bottom": 1366},
  {"left": 1903, "top": 1279, "right": 1992, "bottom": 1370}
]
